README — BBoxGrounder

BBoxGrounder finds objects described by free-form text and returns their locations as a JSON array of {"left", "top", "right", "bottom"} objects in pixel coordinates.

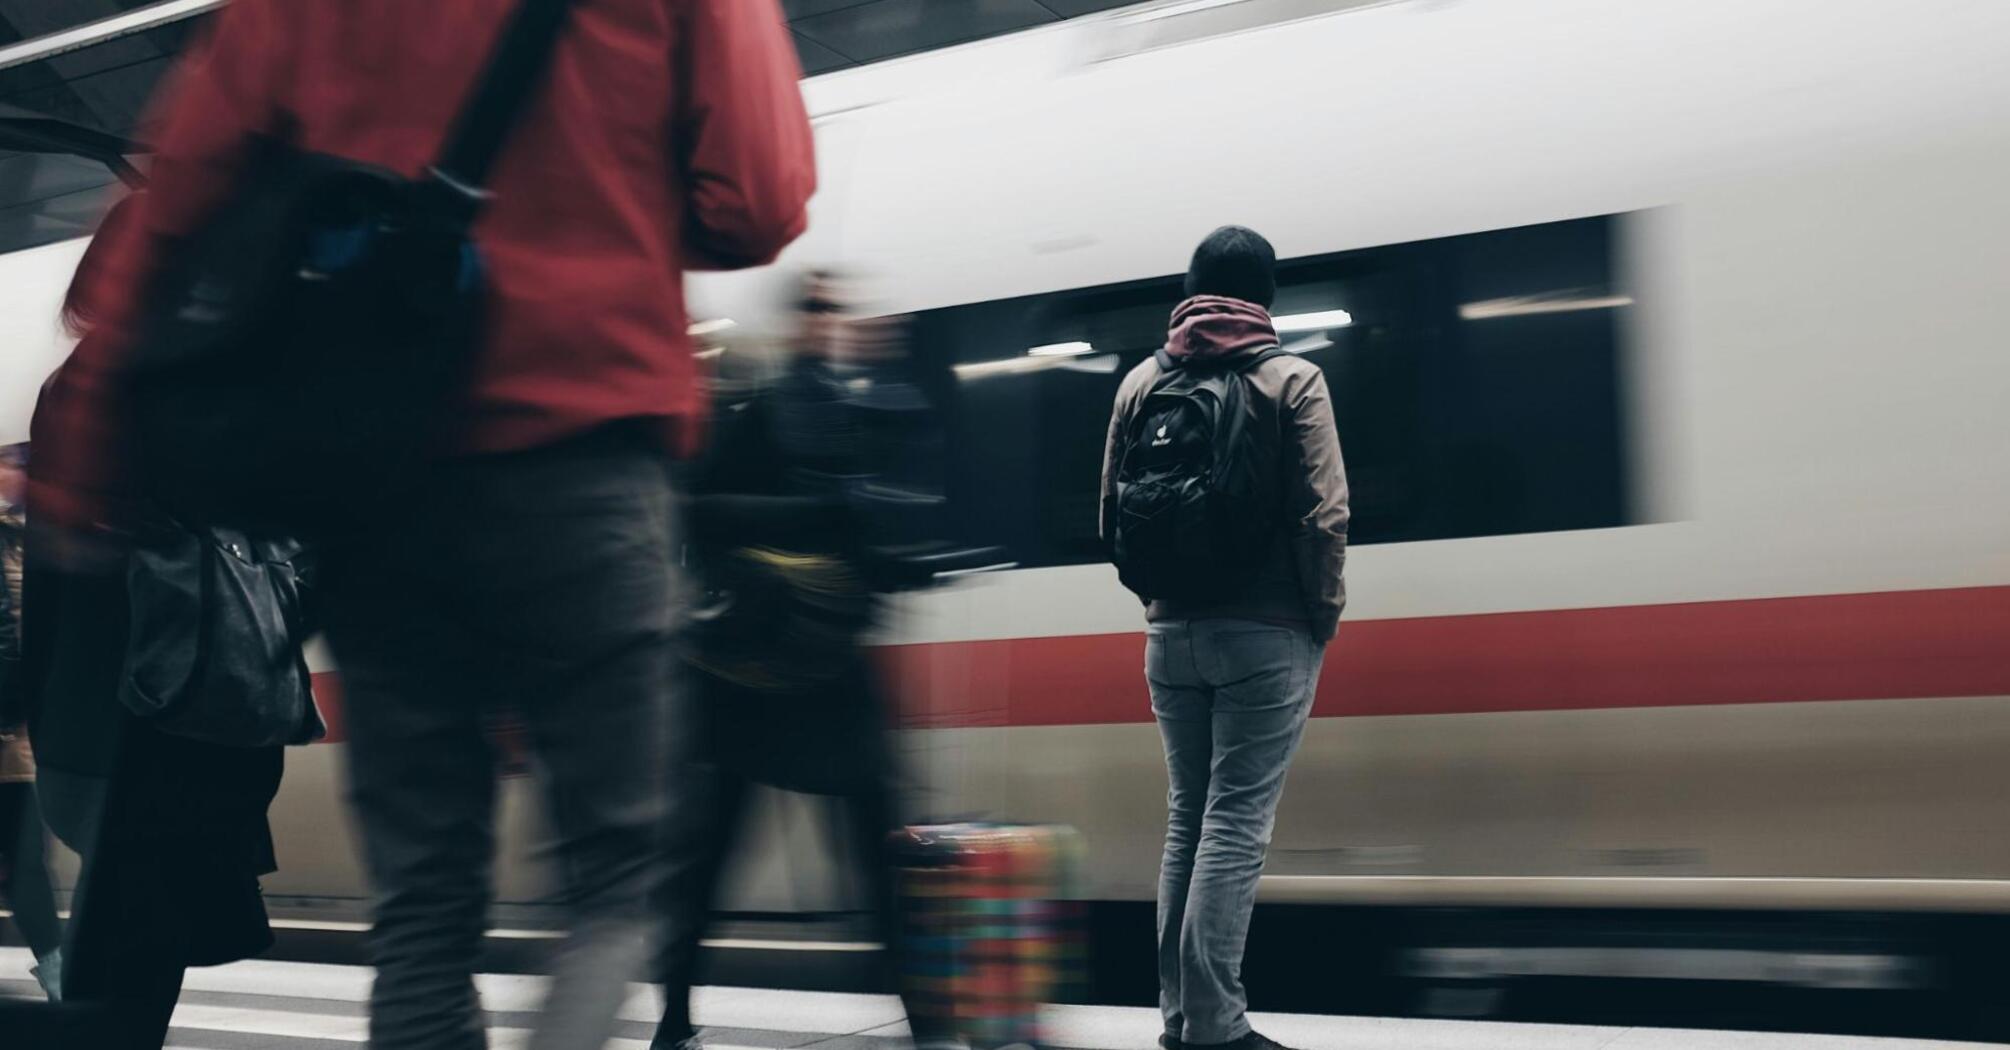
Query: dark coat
[
  {"left": 685, "top": 352, "right": 934, "bottom": 796},
  {"left": 24, "top": 525, "right": 282, "bottom": 973}
]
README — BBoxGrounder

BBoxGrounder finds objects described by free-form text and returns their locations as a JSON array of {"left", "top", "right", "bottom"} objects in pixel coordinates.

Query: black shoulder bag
[
  {"left": 121, "top": 525, "right": 323, "bottom": 748},
  {"left": 124, "top": 0, "right": 577, "bottom": 536}
]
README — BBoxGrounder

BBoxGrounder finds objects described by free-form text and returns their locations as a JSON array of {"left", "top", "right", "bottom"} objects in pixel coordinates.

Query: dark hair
[
  {"left": 1183, "top": 225, "right": 1277, "bottom": 308},
  {"left": 63, "top": 193, "right": 143, "bottom": 337}
]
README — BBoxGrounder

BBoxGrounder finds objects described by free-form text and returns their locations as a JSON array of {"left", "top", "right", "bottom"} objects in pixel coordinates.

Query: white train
[{"left": 5, "top": 0, "right": 2010, "bottom": 1016}]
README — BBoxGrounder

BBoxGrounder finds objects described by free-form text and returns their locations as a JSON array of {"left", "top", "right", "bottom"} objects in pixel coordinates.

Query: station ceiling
[
  {"left": 0, "top": 0, "right": 1144, "bottom": 250},
  {"left": 0, "top": 0, "right": 1148, "bottom": 140}
]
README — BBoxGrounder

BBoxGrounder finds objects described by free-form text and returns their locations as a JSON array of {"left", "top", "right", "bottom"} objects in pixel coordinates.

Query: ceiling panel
[
  {"left": 790, "top": 30, "right": 854, "bottom": 76},
  {"left": 0, "top": 0, "right": 1155, "bottom": 246},
  {"left": 1037, "top": 0, "right": 1147, "bottom": 15},
  {"left": 0, "top": 9, "right": 205, "bottom": 142},
  {"left": 0, "top": 1, "right": 1157, "bottom": 137},
  {"left": 0, "top": 150, "right": 122, "bottom": 253},
  {"left": 792, "top": 0, "right": 1061, "bottom": 65},
  {"left": 781, "top": 0, "right": 878, "bottom": 19}
]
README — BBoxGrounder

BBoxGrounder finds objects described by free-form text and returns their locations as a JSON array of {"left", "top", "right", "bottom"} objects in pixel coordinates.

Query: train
[{"left": 4, "top": 0, "right": 2010, "bottom": 1027}]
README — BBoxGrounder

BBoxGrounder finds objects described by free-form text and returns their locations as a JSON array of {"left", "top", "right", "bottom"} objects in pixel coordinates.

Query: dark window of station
[{"left": 909, "top": 213, "right": 1636, "bottom": 571}]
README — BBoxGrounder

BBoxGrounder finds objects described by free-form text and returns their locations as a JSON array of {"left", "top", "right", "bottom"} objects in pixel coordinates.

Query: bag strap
[
  {"left": 425, "top": 0, "right": 579, "bottom": 218},
  {"left": 1152, "top": 346, "right": 1291, "bottom": 372},
  {"left": 1238, "top": 346, "right": 1291, "bottom": 371}
]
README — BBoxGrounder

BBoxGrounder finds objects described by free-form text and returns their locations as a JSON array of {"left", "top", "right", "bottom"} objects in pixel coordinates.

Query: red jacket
[{"left": 34, "top": 0, "right": 815, "bottom": 530}]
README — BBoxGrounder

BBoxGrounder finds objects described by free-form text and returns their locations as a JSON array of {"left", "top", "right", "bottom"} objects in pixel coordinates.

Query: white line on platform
[
  {"left": 170, "top": 1003, "right": 366, "bottom": 1042},
  {"left": 8, "top": 950, "right": 1993, "bottom": 1050},
  {"left": 261, "top": 916, "right": 880, "bottom": 950},
  {"left": 168, "top": 1003, "right": 668, "bottom": 1048}
]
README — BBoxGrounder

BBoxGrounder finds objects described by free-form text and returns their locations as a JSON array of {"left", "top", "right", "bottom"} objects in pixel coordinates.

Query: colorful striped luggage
[{"left": 895, "top": 823, "right": 1086, "bottom": 1050}]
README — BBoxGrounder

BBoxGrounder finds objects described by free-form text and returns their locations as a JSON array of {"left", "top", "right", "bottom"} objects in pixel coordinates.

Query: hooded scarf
[{"left": 1162, "top": 295, "right": 1279, "bottom": 363}]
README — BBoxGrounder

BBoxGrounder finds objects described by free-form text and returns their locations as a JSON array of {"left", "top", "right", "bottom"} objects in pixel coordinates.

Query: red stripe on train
[{"left": 310, "top": 584, "right": 2010, "bottom": 743}]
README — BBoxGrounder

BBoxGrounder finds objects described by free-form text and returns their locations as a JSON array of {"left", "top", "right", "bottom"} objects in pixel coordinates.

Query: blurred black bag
[
  {"left": 122, "top": 0, "right": 576, "bottom": 535},
  {"left": 686, "top": 495, "right": 876, "bottom": 695},
  {"left": 120, "top": 523, "right": 323, "bottom": 748}
]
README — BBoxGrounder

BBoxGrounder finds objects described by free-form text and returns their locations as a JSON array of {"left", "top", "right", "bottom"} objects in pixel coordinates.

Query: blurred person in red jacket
[{"left": 32, "top": 2, "right": 815, "bottom": 1048}]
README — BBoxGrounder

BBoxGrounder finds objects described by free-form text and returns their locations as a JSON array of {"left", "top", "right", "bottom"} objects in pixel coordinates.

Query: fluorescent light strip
[
  {"left": 1273, "top": 309, "right": 1354, "bottom": 333},
  {"left": 1459, "top": 294, "right": 1634, "bottom": 321},
  {"left": 955, "top": 352, "right": 1116, "bottom": 381},
  {"left": 1027, "top": 341, "right": 1093, "bottom": 358},
  {"left": 955, "top": 357, "right": 1050, "bottom": 379},
  {"left": 0, "top": 0, "right": 221, "bottom": 72},
  {"left": 1058, "top": 354, "right": 1119, "bottom": 374}
]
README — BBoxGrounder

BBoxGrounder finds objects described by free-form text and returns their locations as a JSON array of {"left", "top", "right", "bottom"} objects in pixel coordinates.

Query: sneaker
[{"left": 30, "top": 948, "right": 62, "bottom": 1001}]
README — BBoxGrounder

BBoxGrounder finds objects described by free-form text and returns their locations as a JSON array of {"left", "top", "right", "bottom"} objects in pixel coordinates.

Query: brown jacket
[{"left": 1100, "top": 296, "right": 1350, "bottom": 640}]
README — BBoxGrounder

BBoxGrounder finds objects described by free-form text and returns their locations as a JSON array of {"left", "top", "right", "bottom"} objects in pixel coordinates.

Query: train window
[{"left": 910, "top": 213, "right": 1636, "bottom": 569}]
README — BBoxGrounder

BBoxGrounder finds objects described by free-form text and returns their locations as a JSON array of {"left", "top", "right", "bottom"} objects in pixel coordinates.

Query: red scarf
[{"left": 1163, "top": 295, "right": 1278, "bottom": 362}]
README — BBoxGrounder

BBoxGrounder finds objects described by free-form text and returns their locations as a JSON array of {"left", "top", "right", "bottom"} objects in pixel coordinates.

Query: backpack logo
[{"left": 1151, "top": 424, "right": 1171, "bottom": 447}]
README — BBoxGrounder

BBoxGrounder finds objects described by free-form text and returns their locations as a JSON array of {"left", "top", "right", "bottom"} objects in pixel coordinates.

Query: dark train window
[{"left": 908, "top": 214, "right": 1638, "bottom": 570}]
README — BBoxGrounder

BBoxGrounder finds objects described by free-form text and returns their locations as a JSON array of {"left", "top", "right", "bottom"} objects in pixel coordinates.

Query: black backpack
[
  {"left": 1112, "top": 348, "right": 1288, "bottom": 603},
  {"left": 121, "top": 0, "right": 575, "bottom": 536}
]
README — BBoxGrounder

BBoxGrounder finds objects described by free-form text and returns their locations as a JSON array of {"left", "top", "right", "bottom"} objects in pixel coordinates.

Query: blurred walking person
[
  {"left": 1102, "top": 227, "right": 1349, "bottom": 1050},
  {"left": 16, "top": 199, "right": 289, "bottom": 1049},
  {"left": 27, "top": 2, "right": 816, "bottom": 1049},
  {"left": 655, "top": 277, "right": 939, "bottom": 1050},
  {"left": 0, "top": 447, "right": 63, "bottom": 1001}
]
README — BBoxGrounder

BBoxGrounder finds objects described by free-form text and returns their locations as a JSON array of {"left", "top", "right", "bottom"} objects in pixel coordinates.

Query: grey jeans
[
  {"left": 1147, "top": 618, "right": 1322, "bottom": 1045},
  {"left": 323, "top": 425, "right": 678, "bottom": 1050}
]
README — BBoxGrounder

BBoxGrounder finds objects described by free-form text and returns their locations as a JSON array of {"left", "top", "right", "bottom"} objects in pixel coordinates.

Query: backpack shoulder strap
[
  {"left": 427, "top": 0, "right": 579, "bottom": 216},
  {"left": 1236, "top": 346, "right": 1291, "bottom": 372},
  {"left": 1157, "top": 347, "right": 1293, "bottom": 375}
]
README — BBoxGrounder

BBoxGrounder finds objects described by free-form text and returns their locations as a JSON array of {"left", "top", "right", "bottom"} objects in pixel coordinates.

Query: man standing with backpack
[{"left": 1101, "top": 226, "right": 1349, "bottom": 1050}]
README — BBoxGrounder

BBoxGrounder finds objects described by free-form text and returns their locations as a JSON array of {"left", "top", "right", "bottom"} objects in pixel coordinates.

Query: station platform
[{"left": 0, "top": 948, "right": 1991, "bottom": 1050}]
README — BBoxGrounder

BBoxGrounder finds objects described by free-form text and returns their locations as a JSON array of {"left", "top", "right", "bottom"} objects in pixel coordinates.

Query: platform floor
[{"left": 0, "top": 948, "right": 1994, "bottom": 1050}]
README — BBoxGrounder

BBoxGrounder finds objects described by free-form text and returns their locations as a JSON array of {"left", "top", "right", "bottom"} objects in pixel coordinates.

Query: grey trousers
[
  {"left": 1146, "top": 618, "right": 1322, "bottom": 1046},
  {"left": 323, "top": 425, "right": 678, "bottom": 1050}
]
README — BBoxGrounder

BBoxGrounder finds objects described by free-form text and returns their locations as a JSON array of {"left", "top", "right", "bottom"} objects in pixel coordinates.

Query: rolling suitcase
[{"left": 895, "top": 822, "right": 1086, "bottom": 1050}]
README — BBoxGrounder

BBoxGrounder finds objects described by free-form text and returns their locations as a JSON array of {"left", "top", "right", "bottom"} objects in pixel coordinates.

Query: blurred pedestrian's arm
[
  {"left": 1285, "top": 368, "right": 1350, "bottom": 641},
  {"left": 675, "top": 0, "right": 817, "bottom": 271}
]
